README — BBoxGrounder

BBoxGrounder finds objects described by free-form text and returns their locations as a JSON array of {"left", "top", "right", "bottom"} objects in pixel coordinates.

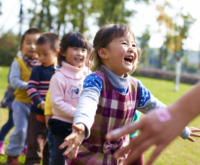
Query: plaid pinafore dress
[{"left": 66, "top": 70, "right": 139, "bottom": 165}]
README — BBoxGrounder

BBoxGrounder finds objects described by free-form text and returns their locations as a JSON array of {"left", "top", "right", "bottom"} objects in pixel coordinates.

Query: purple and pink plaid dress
[{"left": 66, "top": 70, "right": 139, "bottom": 165}]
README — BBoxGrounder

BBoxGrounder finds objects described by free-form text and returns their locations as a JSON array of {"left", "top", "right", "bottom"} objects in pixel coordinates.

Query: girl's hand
[
  {"left": 45, "top": 115, "right": 52, "bottom": 129},
  {"left": 59, "top": 124, "right": 85, "bottom": 158},
  {"left": 40, "top": 101, "right": 45, "bottom": 110},
  {"left": 187, "top": 127, "right": 200, "bottom": 142}
]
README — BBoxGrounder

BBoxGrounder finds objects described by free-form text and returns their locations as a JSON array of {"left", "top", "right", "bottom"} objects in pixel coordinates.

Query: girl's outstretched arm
[
  {"left": 106, "top": 82, "right": 200, "bottom": 165},
  {"left": 59, "top": 124, "right": 86, "bottom": 158}
]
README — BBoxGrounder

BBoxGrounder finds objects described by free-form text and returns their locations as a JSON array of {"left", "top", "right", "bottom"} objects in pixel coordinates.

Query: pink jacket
[{"left": 49, "top": 61, "right": 90, "bottom": 123}]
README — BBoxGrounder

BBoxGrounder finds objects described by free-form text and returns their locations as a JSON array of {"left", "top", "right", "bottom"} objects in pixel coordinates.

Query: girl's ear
[
  {"left": 60, "top": 47, "right": 65, "bottom": 57},
  {"left": 98, "top": 48, "right": 108, "bottom": 59},
  {"left": 55, "top": 50, "right": 59, "bottom": 57}
]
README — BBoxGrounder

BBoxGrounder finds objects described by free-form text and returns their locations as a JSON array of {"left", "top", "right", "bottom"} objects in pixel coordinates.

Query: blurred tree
[
  {"left": 156, "top": 1, "right": 174, "bottom": 69},
  {"left": 137, "top": 28, "right": 150, "bottom": 66},
  {"left": 93, "top": 0, "right": 150, "bottom": 27},
  {"left": 156, "top": 0, "right": 196, "bottom": 90},
  {"left": 0, "top": 31, "right": 19, "bottom": 66},
  {"left": 174, "top": 13, "right": 196, "bottom": 61},
  {"left": 27, "top": 0, "right": 150, "bottom": 36},
  {"left": 28, "top": 0, "right": 54, "bottom": 32}
]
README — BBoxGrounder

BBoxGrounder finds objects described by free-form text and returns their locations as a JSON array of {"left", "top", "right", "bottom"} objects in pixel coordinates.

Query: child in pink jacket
[{"left": 48, "top": 32, "right": 90, "bottom": 165}]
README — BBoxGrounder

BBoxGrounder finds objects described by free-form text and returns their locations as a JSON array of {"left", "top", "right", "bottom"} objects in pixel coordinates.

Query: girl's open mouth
[
  {"left": 74, "top": 57, "right": 83, "bottom": 62},
  {"left": 124, "top": 56, "right": 133, "bottom": 63}
]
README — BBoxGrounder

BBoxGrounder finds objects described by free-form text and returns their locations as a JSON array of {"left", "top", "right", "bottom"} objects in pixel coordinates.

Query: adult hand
[{"left": 106, "top": 107, "right": 195, "bottom": 165}]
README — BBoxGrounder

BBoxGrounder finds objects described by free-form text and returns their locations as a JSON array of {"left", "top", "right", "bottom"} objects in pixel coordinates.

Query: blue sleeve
[
  {"left": 135, "top": 79, "right": 166, "bottom": 114},
  {"left": 136, "top": 79, "right": 151, "bottom": 107},
  {"left": 83, "top": 73, "right": 103, "bottom": 91}
]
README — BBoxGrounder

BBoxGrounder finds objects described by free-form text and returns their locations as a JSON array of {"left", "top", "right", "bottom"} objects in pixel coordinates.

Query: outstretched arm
[{"left": 106, "top": 82, "right": 200, "bottom": 165}]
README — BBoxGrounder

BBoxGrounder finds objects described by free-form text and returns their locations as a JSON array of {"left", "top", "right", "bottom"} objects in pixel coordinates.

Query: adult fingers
[
  {"left": 187, "top": 136, "right": 195, "bottom": 142},
  {"left": 63, "top": 143, "right": 76, "bottom": 156},
  {"left": 190, "top": 132, "right": 200, "bottom": 137},
  {"left": 190, "top": 127, "right": 200, "bottom": 132},
  {"left": 114, "top": 130, "right": 150, "bottom": 159},
  {"left": 146, "top": 145, "right": 164, "bottom": 165},
  {"left": 123, "top": 138, "right": 155, "bottom": 165},
  {"left": 106, "top": 122, "right": 142, "bottom": 141}
]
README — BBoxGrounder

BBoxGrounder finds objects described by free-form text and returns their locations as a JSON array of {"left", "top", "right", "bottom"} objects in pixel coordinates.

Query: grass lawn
[{"left": 0, "top": 66, "right": 200, "bottom": 164}]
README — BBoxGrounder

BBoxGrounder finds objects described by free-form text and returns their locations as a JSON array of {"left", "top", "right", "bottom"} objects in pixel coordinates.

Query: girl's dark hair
[
  {"left": 58, "top": 32, "right": 88, "bottom": 66},
  {"left": 21, "top": 28, "right": 41, "bottom": 45},
  {"left": 90, "top": 24, "right": 135, "bottom": 71}
]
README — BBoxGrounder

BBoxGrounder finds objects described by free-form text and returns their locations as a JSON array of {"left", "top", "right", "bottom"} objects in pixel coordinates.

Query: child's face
[
  {"left": 21, "top": 33, "right": 40, "bottom": 58},
  {"left": 103, "top": 32, "right": 138, "bottom": 77},
  {"left": 37, "top": 42, "right": 58, "bottom": 67},
  {"left": 62, "top": 47, "right": 87, "bottom": 68}
]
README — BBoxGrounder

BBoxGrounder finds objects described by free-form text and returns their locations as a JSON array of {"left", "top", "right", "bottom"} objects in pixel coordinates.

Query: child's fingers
[
  {"left": 63, "top": 143, "right": 76, "bottom": 156},
  {"left": 73, "top": 146, "right": 80, "bottom": 158},
  {"left": 187, "top": 136, "right": 195, "bottom": 142},
  {"left": 59, "top": 141, "right": 69, "bottom": 150},
  {"left": 106, "top": 122, "right": 142, "bottom": 141},
  {"left": 146, "top": 145, "right": 164, "bottom": 165},
  {"left": 190, "top": 132, "right": 200, "bottom": 137},
  {"left": 64, "top": 133, "right": 78, "bottom": 142}
]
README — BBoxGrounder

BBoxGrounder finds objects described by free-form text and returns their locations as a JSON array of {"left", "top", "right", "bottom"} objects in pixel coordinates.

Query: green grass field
[{"left": 0, "top": 66, "right": 200, "bottom": 164}]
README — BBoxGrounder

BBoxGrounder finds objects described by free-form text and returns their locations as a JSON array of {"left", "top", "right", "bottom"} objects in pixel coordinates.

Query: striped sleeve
[{"left": 27, "top": 67, "right": 44, "bottom": 106}]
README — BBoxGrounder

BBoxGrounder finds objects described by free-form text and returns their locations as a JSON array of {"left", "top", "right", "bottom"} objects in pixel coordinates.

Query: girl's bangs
[
  {"left": 111, "top": 24, "right": 135, "bottom": 39},
  {"left": 68, "top": 33, "right": 88, "bottom": 49}
]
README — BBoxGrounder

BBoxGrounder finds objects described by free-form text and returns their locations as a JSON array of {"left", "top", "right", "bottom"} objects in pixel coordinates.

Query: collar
[
  {"left": 58, "top": 61, "right": 89, "bottom": 79},
  {"left": 101, "top": 65, "right": 129, "bottom": 89}
]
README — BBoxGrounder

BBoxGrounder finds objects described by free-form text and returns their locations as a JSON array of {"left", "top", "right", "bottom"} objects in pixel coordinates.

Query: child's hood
[{"left": 57, "top": 61, "right": 90, "bottom": 79}]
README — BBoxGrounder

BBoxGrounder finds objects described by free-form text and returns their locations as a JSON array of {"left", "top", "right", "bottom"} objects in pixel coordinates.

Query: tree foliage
[
  {"left": 137, "top": 28, "right": 150, "bottom": 66},
  {"left": 0, "top": 31, "right": 19, "bottom": 66},
  {"left": 155, "top": 0, "right": 195, "bottom": 67}
]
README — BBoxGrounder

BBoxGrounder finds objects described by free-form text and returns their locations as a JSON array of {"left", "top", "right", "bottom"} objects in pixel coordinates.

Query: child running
[
  {"left": 59, "top": 24, "right": 198, "bottom": 165},
  {"left": 6, "top": 28, "right": 41, "bottom": 165},
  {"left": 25, "top": 32, "right": 60, "bottom": 165},
  {"left": 48, "top": 32, "right": 90, "bottom": 165}
]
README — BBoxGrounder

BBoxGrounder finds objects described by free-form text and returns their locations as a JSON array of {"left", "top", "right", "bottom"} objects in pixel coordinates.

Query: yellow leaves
[{"left": 156, "top": 5, "right": 174, "bottom": 30}]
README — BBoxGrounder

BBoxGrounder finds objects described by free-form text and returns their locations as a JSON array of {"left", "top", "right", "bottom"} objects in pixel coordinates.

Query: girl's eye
[
  {"left": 122, "top": 42, "right": 127, "bottom": 45},
  {"left": 73, "top": 47, "right": 78, "bottom": 50},
  {"left": 132, "top": 44, "right": 136, "bottom": 47}
]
